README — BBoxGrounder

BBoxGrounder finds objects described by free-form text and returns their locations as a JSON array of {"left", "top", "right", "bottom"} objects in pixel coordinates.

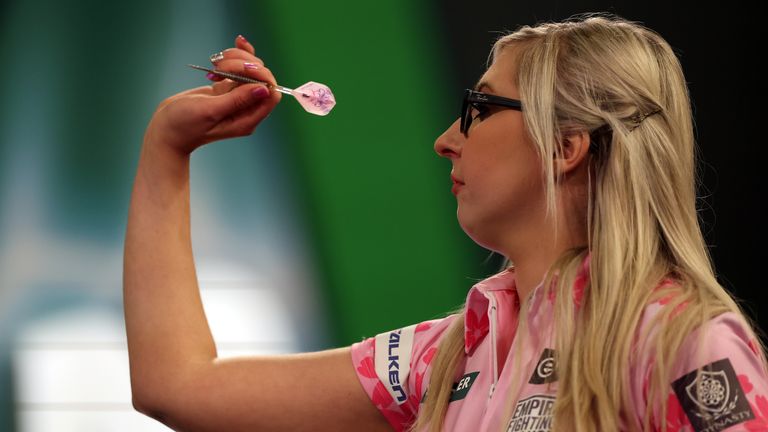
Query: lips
[{"left": 450, "top": 175, "right": 464, "bottom": 195}]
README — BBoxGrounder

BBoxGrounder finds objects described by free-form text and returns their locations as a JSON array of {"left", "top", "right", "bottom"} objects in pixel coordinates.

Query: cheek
[
  {"left": 464, "top": 137, "right": 536, "bottom": 185},
  {"left": 461, "top": 138, "right": 545, "bottom": 214}
]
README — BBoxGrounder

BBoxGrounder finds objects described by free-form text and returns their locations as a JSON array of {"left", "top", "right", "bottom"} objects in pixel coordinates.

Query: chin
[{"left": 458, "top": 217, "right": 505, "bottom": 254}]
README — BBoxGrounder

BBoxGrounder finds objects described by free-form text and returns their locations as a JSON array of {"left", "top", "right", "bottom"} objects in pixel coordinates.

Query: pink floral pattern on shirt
[
  {"left": 350, "top": 257, "right": 768, "bottom": 431},
  {"left": 740, "top": 374, "right": 768, "bottom": 431},
  {"left": 665, "top": 392, "right": 689, "bottom": 432},
  {"left": 546, "top": 252, "right": 590, "bottom": 306},
  {"left": 350, "top": 316, "right": 456, "bottom": 431},
  {"left": 464, "top": 308, "right": 489, "bottom": 355}
]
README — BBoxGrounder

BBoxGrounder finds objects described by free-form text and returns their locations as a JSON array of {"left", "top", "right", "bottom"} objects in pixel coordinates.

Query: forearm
[{"left": 123, "top": 137, "right": 216, "bottom": 408}]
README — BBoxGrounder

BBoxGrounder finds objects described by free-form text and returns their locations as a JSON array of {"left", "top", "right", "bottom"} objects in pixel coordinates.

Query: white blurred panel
[
  {"left": 199, "top": 282, "right": 297, "bottom": 347},
  {"left": 14, "top": 349, "right": 131, "bottom": 404},
  {"left": 18, "top": 410, "right": 172, "bottom": 432},
  {"left": 14, "top": 308, "right": 125, "bottom": 345},
  {"left": 13, "top": 278, "right": 299, "bottom": 432}
]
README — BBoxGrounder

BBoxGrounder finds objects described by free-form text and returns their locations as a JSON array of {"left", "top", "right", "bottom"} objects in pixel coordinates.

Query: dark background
[{"left": 437, "top": 1, "right": 767, "bottom": 335}]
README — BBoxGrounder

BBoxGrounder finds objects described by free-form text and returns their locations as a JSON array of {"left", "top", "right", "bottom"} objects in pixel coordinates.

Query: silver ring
[{"left": 209, "top": 51, "right": 225, "bottom": 63}]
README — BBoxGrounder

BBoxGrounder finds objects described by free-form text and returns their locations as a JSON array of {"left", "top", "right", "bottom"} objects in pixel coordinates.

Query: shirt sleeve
[
  {"left": 651, "top": 312, "right": 768, "bottom": 432},
  {"left": 349, "top": 314, "right": 458, "bottom": 431}
]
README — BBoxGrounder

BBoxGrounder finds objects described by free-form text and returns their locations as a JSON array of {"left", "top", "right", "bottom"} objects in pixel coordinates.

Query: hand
[{"left": 144, "top": 35, "right": 282, "bottom": 156}]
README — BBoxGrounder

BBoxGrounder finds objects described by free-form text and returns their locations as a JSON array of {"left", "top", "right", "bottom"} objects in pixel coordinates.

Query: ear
[{"left": 554, "top": 130, "right": 591, "bottom": 177}]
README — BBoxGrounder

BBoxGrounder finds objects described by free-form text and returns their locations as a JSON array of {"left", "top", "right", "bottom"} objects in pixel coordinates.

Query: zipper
[{"left": 488, "top": 294, "right": 499, "bottom": 401}]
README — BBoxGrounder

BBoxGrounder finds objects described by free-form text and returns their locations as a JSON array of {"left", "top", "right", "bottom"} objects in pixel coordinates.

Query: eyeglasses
[{"left": 460, "top": 89, "right": 523, "bottom": 136}]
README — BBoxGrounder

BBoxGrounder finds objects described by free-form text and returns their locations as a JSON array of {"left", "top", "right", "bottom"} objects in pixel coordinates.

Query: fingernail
[
  {"left": 210, "top": 51, "right": 224, "bottom": 64},
  {"left": 237, "top": 34, "right": 249, "bottom": 44},
  {"left": 252, "top": 87, "right": 269, "bottom": 98},
  {"left": 206, "top": 73, "right": 223, "bottom": 81},
  {"left": 244, "top": 62, "right": 259, "bottom": 70}
]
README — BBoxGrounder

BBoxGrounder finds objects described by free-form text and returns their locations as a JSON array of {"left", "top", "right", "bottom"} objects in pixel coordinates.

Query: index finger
[
  {"left": 216, "top": 48, "right": 264, "bottom": 66},
  {"left": 236, "top": 35, "right": 256, "bottom": 56}
]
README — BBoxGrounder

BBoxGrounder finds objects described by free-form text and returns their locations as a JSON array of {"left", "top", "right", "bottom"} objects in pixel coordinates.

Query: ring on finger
[{"left": 209, "top": 51, "right": 225, "bottom": 64}]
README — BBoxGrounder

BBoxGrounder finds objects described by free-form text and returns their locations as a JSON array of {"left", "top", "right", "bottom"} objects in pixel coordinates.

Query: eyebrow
[{"left": 473, "top": 80, "right": 494, "bottom": 93}]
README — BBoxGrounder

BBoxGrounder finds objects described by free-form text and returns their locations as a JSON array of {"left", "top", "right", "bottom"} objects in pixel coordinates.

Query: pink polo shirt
[{"left": 350, "top": 260, "right": 768, "bottom": 431}]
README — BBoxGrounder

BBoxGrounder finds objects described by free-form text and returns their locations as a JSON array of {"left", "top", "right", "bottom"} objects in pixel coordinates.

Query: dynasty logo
[{"left": 672, "top": 358, "right": 754, "bottom": 432}]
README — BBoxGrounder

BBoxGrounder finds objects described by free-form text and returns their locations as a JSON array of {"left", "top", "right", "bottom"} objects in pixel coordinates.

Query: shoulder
[
  {"left": 633, "top": 302, "right": 768, "bottom": 430},
  {"left": 666, "top": 311, "right": 766, "bottom": 383},
  {"left": 634, "top": 285, "right": 766, "bottom": 387},
  {"left": 665, "top": 312, "right": 768, "bottom": 431}
]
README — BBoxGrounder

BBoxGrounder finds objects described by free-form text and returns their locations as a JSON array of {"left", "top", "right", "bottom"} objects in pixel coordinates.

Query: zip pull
[{"left": 488, "top": 297, "right": 499, "bottom": 402}]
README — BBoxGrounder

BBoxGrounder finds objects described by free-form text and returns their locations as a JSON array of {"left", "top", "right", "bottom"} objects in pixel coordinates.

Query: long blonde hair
[{"left": 411, "top": 13, "right": 767, "bottom": 432}]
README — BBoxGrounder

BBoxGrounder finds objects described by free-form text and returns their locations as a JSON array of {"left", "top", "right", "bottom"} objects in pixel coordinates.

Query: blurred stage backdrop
[{"left": 0, "top": 0, "right": 763, "bottom": 430}]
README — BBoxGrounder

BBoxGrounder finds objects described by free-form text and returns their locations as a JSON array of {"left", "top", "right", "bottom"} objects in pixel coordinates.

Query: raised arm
[{"left": 123, "top": 36, "right": 391, "bottom": 431}]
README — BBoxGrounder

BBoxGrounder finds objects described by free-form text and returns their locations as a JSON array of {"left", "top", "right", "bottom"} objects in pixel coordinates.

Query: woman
[{"left": 124, "top": 14, "right": 768, "bottom": 431}]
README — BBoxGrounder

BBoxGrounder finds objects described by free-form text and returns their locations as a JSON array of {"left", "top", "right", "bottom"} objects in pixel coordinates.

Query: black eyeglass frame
[{"left": 460, "top": 89, "right": 524, "bottom": 136}]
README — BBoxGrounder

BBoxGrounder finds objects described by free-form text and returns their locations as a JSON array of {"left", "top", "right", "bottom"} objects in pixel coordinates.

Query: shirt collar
[
  {"left": 463, "top": 268, "right": 518, "bottom": 355},
  {"left": 463, "top": 253, "right": 591, "bottom": 355}
]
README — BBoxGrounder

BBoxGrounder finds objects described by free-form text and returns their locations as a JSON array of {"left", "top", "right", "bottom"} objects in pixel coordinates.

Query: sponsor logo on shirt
[
  {"left": 450, "top": 371, "right": 480, "bottom": 402},
  {"left": 420, "top": 371, "right": 481, "bottom": 404},
  {"left": 387, "top": 330, "right": 407, "bottom": 402},
  {"left": 528, "top": 348, "right": 558, "bottom": 385},
  {"left": 374, "top": 324, "right": 416, "bottom": 405},
  {"left": 506, "top": 395, "right": 555, "bottom": 432},
  {"left": 671, "top": 358, "right": 754, "bottom": 432}
]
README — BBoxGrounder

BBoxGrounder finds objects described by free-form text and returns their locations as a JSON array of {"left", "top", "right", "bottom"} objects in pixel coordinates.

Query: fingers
[
  {"left": 204, "top": 59, "right": 281, "bottom": 119},
  {"left": 210, "top": 48, "right": 263, "bottom": 68},
  {"left": 205, "top": 34, "right": 260, "bottom": 84},
  {"left": 204, "top": 57, "right": 283, "bottom": 137},
  {"left": 157, "top": 85, "right": 214, "bottom": 111},
  {"left": 235, "top": 34, "right": 256, "bottom": 55},
  {"left": 209, "top": 59, "right": 282, "bottom": 105},
  {"left": 213, "top": 59, "right": 273, "bottom": 84},
  {"left": 178, "top": 35, "right": 282, "bottom": 141},
  {"left": 210, "top": 79, "right": 240, "bottom": 96},
  {"left": 204, "top": 84, "right": 278, "bottom": 140}
]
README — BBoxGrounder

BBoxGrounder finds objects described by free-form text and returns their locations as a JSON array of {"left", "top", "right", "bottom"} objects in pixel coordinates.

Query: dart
[{"left": 187, "top": 64, "right": 336, "bottom": 116}]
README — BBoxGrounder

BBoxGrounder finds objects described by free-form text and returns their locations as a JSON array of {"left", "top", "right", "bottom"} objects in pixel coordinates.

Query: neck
[
  {"left": 508, "top": 244, "right": 570, "bottom": 304},
  {"left": 503, "top": 189, "right": 588, "bottom": 303}
]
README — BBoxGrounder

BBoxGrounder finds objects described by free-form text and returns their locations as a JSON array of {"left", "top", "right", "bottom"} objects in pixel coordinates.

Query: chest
[{"left": 438, "top": 328, "right": 560, "bottom": 431}]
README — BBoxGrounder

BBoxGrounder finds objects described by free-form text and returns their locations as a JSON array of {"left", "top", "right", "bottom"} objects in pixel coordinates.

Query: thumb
[{"left": 206, "top": 84, "right": 271, "bottom": 121}]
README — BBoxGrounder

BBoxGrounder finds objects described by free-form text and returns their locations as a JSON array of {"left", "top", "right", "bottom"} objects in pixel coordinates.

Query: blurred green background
[
  {"left": 0, "top": 0, "right": 493, "bottom": 430},
  {"left": 1, "top": 0, "right": 763, "bottom": 430}
]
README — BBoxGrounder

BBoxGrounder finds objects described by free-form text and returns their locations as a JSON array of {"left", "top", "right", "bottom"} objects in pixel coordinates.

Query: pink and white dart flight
[{"left": 187, "top": 64, "right": 336, "bottom": 116}]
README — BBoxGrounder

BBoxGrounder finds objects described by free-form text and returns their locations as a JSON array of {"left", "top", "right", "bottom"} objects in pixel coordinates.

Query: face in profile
[{"left": 434, "top": 46, "right": 546, "bottom": 255}]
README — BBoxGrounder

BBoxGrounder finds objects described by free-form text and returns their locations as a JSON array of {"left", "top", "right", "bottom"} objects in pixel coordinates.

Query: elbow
[
  {"left": 128, "top": 363, "right": 213, "bottom": 431},
  {"left": 131, "top": 378, "right": 197, "bottom": 431},
  {"left": 133, "top": 391, "right": 188, "bottom": 431},
  {"left": 133, "top": 392, "right": 207, "bottom": 432},
  {"left": 131, "top": 388, "right": 168, "bottom": 421},
  {"left": 130, "top": 378, "right": 178, "bottom": 426}
]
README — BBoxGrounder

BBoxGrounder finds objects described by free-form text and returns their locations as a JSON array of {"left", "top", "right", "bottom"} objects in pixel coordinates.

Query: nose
[{"left": 434, "top": 118, "right": 463, "bottom": 159}]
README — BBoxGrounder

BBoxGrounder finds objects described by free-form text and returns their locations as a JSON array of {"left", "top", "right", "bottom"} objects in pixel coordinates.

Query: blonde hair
[{"left": 411, "top": 13, "right": 768, "bottom": 432}]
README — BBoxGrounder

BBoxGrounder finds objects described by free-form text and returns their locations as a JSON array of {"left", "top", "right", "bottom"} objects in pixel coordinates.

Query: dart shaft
[
  {"left": 186, "top": 64, "right": 334, "bottom": 115},
  {"left": 187, "top": 64, "right": 294, "bottom": 94}
]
